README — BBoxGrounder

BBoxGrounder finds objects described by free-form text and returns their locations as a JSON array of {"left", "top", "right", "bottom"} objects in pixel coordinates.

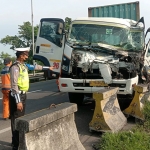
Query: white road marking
[
  {"left": 27, "top": 90, "right": 42, "bottom": 94},
  {"left": 0, "top": 127, "right": 11, "bottom": 134}
]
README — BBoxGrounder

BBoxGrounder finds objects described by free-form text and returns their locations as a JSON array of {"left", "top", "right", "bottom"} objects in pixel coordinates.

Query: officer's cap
[
  {"left": 14, "top": 47, "right": 30, "bottom": 52},
  {"left": 14, "top": 47, "right": 30, "bottom": 56}
]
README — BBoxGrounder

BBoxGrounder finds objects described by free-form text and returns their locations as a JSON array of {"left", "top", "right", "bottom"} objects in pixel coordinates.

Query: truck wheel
[
  {"left": 44, "top": 70, "right": 52, "bottom": 80},
  {"left": 68, "top": 92, "right": 84, "bottom": 105}
]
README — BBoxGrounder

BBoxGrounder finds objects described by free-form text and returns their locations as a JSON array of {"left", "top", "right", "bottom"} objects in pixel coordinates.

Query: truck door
[
  {"left": 145, "top": 42, "right": 150, "bottom": 66},
  {"left": 34, "top": 18, "right": 65, "bottom": 78}
]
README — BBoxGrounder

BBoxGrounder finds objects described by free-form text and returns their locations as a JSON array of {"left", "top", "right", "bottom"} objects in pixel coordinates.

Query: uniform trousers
[
  {"left": 9, "top": 91, "right": 26, "bottom": 150},
  {"left": 2, "top": 90, "right": 10, "bottom": 119}
]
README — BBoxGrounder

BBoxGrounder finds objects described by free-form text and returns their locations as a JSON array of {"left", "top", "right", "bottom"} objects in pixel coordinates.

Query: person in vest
[
  {"left": 9, "top": 47, "right": 55, "bottom": 150},
  {"left": 1, "top": 57, "right": 12, "bottom": 120}
]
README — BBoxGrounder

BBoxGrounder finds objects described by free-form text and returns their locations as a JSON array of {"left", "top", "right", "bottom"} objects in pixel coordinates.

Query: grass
[
  {"left": 93, "top": 101, "right": 150, "bottom": 150},
  {"left": 96, "top": 131, "right": 150, "bottom": 150}
]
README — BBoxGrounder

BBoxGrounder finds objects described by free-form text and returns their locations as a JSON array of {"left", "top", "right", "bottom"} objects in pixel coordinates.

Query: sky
[{"left": 0, "top": 0, "right": 150, "bottom": 57}]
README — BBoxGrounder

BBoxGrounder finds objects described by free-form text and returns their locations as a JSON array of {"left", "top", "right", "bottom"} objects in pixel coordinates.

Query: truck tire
[
  {"left": 44, "top": 70, "right": 54, "bottom": 80},
  {"left": 68, "top": 92, "right": 84, "bottom": 105}
]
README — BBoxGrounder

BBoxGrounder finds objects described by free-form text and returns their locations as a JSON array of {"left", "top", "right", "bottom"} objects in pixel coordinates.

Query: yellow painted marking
[
  {"left": 50, "top": 59, "right": 61, "bottom": 62},
  {"left": 89, "top": 87, "right": 126, "bottom": 132},
  {"left": 90, "top": 81, "right": 108, "bottom": 87},
  {"left": 41, "top": 44, "right": 51, "bottom": 47},
  {"left": 123, "top": 85, "right": 146, "bottom": 120}
]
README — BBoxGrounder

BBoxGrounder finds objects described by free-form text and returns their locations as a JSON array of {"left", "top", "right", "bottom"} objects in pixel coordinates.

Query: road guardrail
[{"left": 0, "top": 72, "right": 45, "bottom": 85}]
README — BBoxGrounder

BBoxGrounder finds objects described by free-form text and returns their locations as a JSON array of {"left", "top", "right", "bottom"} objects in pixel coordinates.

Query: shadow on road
[
  {"left": 75, "top": 100, "right": 102, "bottom": 149},
  {"left": 0, "top": 141, "right": 11, "bottom": 150}
]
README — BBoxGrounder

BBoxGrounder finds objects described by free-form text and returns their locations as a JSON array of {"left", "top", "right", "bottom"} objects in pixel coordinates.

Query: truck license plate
[{"left": 89, "top": 81, "right": 108, "bottom": 87}]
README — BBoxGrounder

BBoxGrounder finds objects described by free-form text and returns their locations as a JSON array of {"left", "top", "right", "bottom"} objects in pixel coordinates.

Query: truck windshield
[{"left": 68, "top": 24, "right": 144, "bottom": 51}]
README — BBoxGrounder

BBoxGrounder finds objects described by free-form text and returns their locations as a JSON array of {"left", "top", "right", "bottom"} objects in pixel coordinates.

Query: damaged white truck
[{"left": 33, "top": 17, "right": 150, "bottom": 106}]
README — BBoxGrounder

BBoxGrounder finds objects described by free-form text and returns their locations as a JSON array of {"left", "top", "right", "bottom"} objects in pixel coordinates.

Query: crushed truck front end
[
  {"left": 59, "top": 76, "right": 138, "bottom": 94},
  {"left": 59, "top": 17, "right": 144, "bottom": 96}
]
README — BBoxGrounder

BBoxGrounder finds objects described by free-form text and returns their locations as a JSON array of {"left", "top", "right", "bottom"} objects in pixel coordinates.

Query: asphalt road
[{"left": 0, "top": 80, "right": 101, "bottom": 150}]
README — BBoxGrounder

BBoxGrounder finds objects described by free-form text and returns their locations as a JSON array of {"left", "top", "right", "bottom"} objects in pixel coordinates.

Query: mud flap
[
  {"left": 123, "top": 85, "right": 148, "bottom": 120},
  {"left": 89, "top": 87, "right": 127, "bottom": 133}
]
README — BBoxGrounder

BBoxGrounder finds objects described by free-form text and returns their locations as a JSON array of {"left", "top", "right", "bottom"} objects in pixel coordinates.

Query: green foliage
[
  {"left": 0, "top": 35, "right": 22, "bottom": 49},
  {"left": 143, "top": 101, "right": 150, "bottom": 120},
  {"left": 0, "top": 18, "right": 71, "bottom": 65},
  {"left": 0, "top": 51, "right": 11, "bottom": 59},
  {"left": 134, "top": 101, "right": 150, "bottom": 132},
  {"left": 97, "top": 131, "right": 150, "bottom": 150},
  {"left": 0, "top": 51, "right": 16, "bottom": 71},
  {"left": 94, "top": 101, "right": 150, "bottom": 150},
  {"left": 65, "top": 17, "right": 72, "bottom": 31},
  {"left": 0, "top": 22, "right": 39, "bottom": 64}
]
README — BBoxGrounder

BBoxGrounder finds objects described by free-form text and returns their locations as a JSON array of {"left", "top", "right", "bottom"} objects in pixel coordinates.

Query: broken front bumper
[{"left": 59, "top": 75, "right": 138, "bottom": 95}]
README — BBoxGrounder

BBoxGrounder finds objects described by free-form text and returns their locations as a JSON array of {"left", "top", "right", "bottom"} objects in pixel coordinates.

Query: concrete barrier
[
  {"left": 89, "top": 87, "right": 127, "bottom": 132},
  {"left": 123, "top": 84, "right": 148, "bottom": 120},
  {"left": 15, "top": 103, "right": 85, "bottom": 150}
]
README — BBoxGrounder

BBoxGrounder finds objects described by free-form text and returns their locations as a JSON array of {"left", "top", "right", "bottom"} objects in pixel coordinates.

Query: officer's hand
[
  {"left": 17, "top": 102, "right": 23, "bottom": 112},
  {"left": 49, "top": 66, "right": 56, "bottom": 70}
]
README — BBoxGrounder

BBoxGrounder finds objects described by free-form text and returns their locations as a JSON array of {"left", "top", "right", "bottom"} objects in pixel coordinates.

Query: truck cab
[{"left": 34, "top": 17, "right": 150, "bottom": 104}]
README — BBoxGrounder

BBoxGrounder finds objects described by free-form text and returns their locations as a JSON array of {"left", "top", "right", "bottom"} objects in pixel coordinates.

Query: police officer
[{"left": 9, "top": 47, "right": 55, "bottom": 150}]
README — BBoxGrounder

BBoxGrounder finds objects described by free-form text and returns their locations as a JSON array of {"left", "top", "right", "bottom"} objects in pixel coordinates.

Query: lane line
[
  {"left": 0, "top": 127, "right": 11, "bottom": 134},
  {"left": 27, "top": 90, "right": 42, "bottom": 94}
]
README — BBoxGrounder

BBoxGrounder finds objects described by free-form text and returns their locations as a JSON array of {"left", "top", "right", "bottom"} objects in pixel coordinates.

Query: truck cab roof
[{"left": 73, "top": 17, "right": 142, "bottom": 28}]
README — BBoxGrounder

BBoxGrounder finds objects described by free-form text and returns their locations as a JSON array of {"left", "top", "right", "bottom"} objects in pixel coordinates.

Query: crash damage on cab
[{"left": 66, "top": 20, "right": 146, "bottom": 84}]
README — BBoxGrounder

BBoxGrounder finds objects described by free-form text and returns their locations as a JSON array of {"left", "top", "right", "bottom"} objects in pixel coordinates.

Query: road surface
[{"left": 0, "top": 80, "right": 102, "bottom": 150}]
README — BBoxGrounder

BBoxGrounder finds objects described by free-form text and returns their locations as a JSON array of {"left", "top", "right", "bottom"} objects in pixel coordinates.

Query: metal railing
[{"left": 0, "top": 72, "right": 45, "bottom": 84}]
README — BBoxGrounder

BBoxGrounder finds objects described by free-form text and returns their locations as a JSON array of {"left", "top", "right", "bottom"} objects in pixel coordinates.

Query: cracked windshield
[{"left": 68, "top": 24, "right": 144, "bottom": 51}]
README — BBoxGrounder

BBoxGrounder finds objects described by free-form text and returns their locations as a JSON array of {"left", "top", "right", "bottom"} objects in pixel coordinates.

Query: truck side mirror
[
  {"left": 56, "top": 22, "right": 64, "bottom": 35},
  {"left": 135, "top": 17, "right": 145, "bottom": 28},
  {"left": 55, "top": 22, "right": 64, "bottom": 47},
  {"left": 145, "top": 27, "right": 150, "bottom": 38}
]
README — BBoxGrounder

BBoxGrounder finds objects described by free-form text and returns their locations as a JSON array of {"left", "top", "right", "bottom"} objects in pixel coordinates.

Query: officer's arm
[
  {"left": 25, "top": 64, "right": 35, "bottom": 71},
  {"left": 25, "top": 64, "right": 55, "bottom": 71},
  {"left": 10, "top": 65, "right": 21, "bottom": 103}
]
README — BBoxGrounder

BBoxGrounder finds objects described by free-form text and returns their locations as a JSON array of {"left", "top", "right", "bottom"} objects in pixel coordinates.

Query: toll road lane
[
  {"left": 0, "top": 80, "right": 68, "bottom": 147},
  {"left": 0, "top": 80, "right": 100, "bottom": 150}
]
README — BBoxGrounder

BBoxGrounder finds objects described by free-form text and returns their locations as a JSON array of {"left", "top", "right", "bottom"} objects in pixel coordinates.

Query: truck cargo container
[{"left": 88, "top": 1, "right": 140, "bottom": 21}]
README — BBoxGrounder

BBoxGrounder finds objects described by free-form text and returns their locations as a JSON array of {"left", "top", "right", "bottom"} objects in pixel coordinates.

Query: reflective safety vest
[
  {"left": 1, "top": 66, "right": 11, "bottom": 90},
  {"left": 17, "top": 64, "right": 29, "bottom": 91}
]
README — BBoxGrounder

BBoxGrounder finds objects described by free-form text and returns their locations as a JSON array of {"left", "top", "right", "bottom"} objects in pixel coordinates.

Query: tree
[
  {"left": 65, "top": 17, "right": 72, "bottom": 31},
  {"left": 0, "top": 18, "right": 72, "bottom": 64},
  {"left": 0, "top": 22, "right": 39, "bottom": 64},
  {"left": 0, "top": 52, "right": 16, "bottom": 71}
]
